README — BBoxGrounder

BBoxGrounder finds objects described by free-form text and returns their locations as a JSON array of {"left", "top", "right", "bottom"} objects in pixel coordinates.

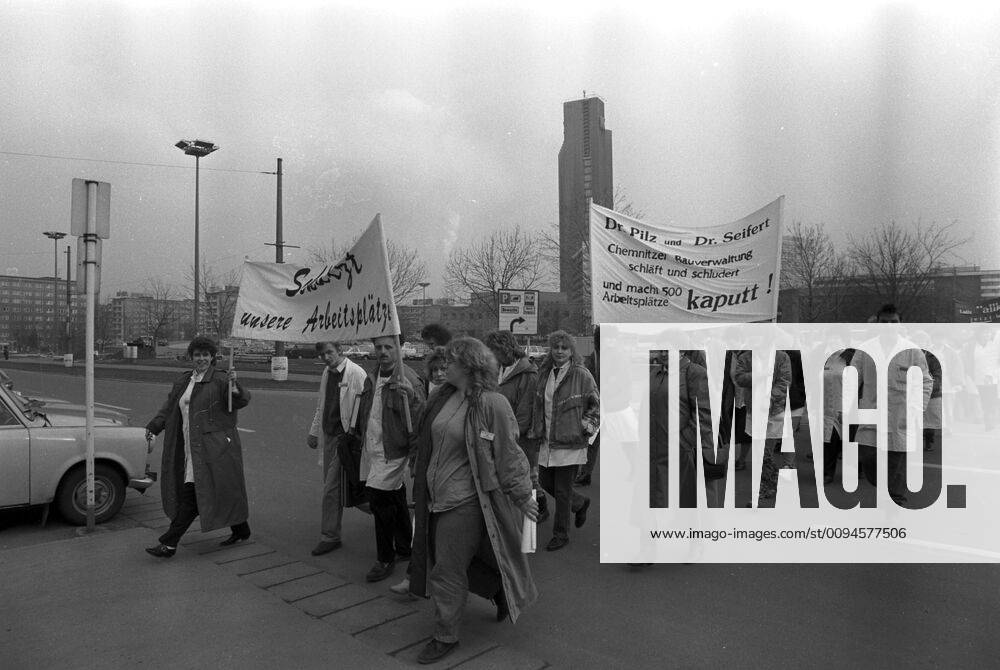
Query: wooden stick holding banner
[
  {"left": 228, "top": 346, "right": 234, "bottom": 412},
  {"left": 393, "top": 333, "right": 412, "bottom": 433}
]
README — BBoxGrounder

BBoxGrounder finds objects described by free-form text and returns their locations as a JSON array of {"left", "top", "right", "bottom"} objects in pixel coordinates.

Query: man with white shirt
[
  {"left": 356, "top": 336, "right": 426, "bottom": 582},
  {"left": 854, "top": 304, "right": 933, "bottom": 507},
  {"left": 307, "top": 341, "right": 367, "bottom": 556}
]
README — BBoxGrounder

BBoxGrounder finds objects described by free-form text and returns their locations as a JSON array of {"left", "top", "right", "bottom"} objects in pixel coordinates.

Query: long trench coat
[
  {"left": 409, "top": 386, "right": 538, "bottom": 622},
  {"left": 146, "top": 365, "right": 251, "bottom": 531}
]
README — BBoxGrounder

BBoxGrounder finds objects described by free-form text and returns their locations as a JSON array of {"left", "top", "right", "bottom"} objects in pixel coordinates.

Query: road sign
[
  {"left": 70, "top": 179, "right": 111, "bottom": 238},
  {"left": 498, "top": 289, "right": 538, "bottom": 334}
]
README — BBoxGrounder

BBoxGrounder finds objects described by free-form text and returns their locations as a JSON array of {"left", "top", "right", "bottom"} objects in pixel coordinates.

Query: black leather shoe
[
  {"left": 145, "top": 544, "right": 176, "bottom": 558},
  {"left": 493, "top": 588, "right": 509, "bottom": 622},
  {"left": 417, "top": 639, "right": 458, "bottom": 664},
  {"left": 574, "top": 498, "right": 591, "bottom": 528},
  {"left": 311, "top": 540, "right": 343, "bottom": 556},
  {"left": 220, "top": 529, "right": 251, "bottom": 546},
  {"left": 546, "top": 536, "right": 569, "bottom": 551}
]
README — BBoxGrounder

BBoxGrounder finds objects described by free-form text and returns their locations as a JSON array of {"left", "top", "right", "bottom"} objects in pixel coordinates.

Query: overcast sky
[{"left": 1, "top": 2, "right": 997, "bottom": 302}]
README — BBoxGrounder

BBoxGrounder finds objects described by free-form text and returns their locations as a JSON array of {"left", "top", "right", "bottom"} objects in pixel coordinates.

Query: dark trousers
[
  {"left": 366, "top": 485, "right": 412, "bottom": 564},
  {"left": 539, "top": 465, "right": 588, "bottom": 540},
  {"left": 578, "top": 434, "right": 600, "bottom": 478},
  {"left": 858, "top": 446, "right": 908, "bottom": 505},
  {"left": 159, "top": 482, "right": 250, "bottom": 547},
  {"left": 428, "top": 501, "right": 499, "bottom": 643},
  {"left": 823, "top": 430, "right": 843, "bottom": 481}
]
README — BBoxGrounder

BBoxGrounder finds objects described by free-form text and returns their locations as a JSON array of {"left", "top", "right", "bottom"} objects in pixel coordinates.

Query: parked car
[
  {"left": 400, "top": 342, "right": 420, "bottom": 359},
  {"left": 0, "top": 382, "right": 155, "bottom": 525},
  {"left": 526, "top": 345, "right": 549, "bottom": 364}
]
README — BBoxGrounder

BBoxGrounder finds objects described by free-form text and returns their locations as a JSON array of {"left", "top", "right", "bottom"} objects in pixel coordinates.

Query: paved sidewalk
[{"left": 1, "top": 493, "right": 550, "bottom": 670}]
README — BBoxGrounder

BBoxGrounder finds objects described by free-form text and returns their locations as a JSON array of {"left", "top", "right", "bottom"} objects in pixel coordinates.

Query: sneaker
[{"left": 365, "top": 560, "right": 395, "bottom": 582}]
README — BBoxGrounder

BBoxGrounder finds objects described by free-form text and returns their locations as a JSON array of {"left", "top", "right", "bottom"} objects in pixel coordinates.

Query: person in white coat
[
  {"left": 307, "top": 341, "right": 367, "bottom": 555},
  {"left": 853, "top": 305, "right": 933, "bottom": 507}
]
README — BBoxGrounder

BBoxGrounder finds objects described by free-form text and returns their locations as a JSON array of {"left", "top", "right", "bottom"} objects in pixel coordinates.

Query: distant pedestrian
[
  {"left": 307, "top": 341, "right": 367, "bottom": 556},
  {"left": 409, "top": 337, "right": 538, "bottom": 665},
  {"left": 854, "top": 304, "right": 932, "bottom": 506},
  {"left": 528, "top": 330, "right": 599, "bottom": 551},
  {"left": 421, "top": 323, "right": 453, "bottom": 350},
  {"left": 144, "top": 336, "right": 251, "bottom": 558},
  {"left": 356, "top": 336, "right": 425, "bottom": 583}
]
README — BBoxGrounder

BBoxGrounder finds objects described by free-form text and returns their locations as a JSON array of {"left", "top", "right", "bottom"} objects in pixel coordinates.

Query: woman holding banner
[
  {"left": 408, "top": 337, "right": 538, "bottom": 665},
  {"left": 144, "top": 336, "right": 252, "bottom": 558}
]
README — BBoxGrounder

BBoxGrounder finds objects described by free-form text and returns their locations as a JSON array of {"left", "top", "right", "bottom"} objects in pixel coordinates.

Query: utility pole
[
  {"left": 65, "top": 245, "right": 71, "bottom": 354},
  {"left": 264, "top": 157, "right": 299, "bottom": 361},
  {"left": 274, "top": 157, "right": 284, "bottom": 358}
]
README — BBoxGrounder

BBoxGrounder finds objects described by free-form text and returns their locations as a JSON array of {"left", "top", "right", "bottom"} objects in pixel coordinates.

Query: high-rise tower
[{"left": 558, "top": 96, "right": 613, "bottom": 333}]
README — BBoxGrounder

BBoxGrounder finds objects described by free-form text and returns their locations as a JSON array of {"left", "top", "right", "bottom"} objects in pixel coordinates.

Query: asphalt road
[{"left": 3, "top": 369, "right": 998, "bottom": 669}]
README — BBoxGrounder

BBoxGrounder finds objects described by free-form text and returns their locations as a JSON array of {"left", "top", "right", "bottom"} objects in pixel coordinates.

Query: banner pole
[
  {"left": 228, "top": 346, "right": 234, "bottom": 412},
  {"left": 393, "top": 334, "right": 412, "bottom": 432}
]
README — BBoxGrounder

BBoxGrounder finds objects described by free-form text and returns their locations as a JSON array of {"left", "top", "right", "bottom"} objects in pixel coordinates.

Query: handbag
[{"left": 703, "top": 444, "right": 729, "bottom": 480}]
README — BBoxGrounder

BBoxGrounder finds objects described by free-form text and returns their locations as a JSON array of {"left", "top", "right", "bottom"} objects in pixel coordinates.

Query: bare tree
[
  {"left": 538, "top": 186, "right": 647, "bottom": 290},
  {"left": 200, "top": 264, "right": 243, "bottom": 338},
  {"left": 308, "top": 237, "right": 428, "bottom": 304},
  {"left": 847, "top": 220, "right": 969, "bottom": 316},
  {"left": 141, "top": 278, "right": 178, "bottom": 356},
  {"left": 443, "top": 225, "right": 545, "bottom": 314},
  {"left": 781, "top": 221, "right": 849, "bottom": 321}
]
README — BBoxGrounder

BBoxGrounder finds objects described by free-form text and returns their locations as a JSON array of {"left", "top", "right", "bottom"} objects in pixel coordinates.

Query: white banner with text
[
  {"left": 590, "top": 198, "right": 783, "bottom": 323},
  {"left": 230, "top": 216, "right": 400, "bottom": 342}
]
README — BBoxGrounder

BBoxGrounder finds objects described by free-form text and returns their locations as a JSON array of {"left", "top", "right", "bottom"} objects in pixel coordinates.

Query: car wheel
[{"left": 55, "top": 463, "right": 126, "bottom": 525}]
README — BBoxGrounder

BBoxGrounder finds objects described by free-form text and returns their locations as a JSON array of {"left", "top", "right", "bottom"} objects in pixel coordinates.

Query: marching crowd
[
  {"left": 138, "top": 303, "right": 1000, "bottom": 663},
  {"left": 141, "top": 323, "right": 600, "bottom": 665}
]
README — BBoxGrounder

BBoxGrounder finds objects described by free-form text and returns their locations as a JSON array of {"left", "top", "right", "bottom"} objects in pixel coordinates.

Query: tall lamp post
[
  {"left": 175, "top": 139, "right": 219, "bottom": 336},
  {"left": 43, "top": 231, "right": 67, "bottom": 352}
]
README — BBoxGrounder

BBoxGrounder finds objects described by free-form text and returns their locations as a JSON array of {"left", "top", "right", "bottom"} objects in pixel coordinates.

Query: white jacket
[
  {"left": 853, "top": 336, "right": 932, "bottom": 452},
  {"left": 309, "top": 357, "right": 367, "bottom": 438}
]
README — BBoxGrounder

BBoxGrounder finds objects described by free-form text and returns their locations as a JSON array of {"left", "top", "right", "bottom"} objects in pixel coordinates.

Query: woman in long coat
[
  {"left": 409, "top": 337, "right": 538, "bottom": 665},
  {"left": 144, "top": 336, "right": 252, "bottom": 557}
]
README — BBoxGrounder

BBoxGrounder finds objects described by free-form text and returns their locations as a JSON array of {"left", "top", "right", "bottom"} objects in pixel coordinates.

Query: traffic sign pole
[{"left": 84, "top": 181, "right": 97, "bottom": 531}]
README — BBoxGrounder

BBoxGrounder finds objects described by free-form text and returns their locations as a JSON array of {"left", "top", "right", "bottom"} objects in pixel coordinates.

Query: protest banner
[
  {"left": 231, "top": 215, "right": 400, "bottom": 342},
  {"left": 590, "top": 197, "right": 784, "bottom": 323}
]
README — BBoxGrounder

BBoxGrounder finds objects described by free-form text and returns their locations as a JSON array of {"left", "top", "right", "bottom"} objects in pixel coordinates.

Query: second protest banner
[{"left": 590, "top": 197, "right": 784, "bottom": 323}]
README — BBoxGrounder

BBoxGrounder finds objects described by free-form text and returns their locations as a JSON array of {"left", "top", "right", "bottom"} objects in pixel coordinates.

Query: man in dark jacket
[
  {"left": 355, "top": 335, "right": 425, "bottom": 583},
  {"left": 484, "top": 330, "right": 544, "bottom": 518}
]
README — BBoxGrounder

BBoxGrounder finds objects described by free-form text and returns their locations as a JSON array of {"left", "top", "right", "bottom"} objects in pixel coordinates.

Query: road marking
[
  {"left": 95, "top": 402, "right": 132, "bottom": 411},
  {"left": 238, "top": 427, "right": 256, "bottom": 433}
]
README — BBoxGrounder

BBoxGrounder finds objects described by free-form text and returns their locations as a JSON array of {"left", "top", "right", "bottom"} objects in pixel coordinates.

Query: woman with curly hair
[
  {"left": 528, "top": 330, "right": 599, "bottom": 551},
  {"left": 143, "top": 335, "right": 252, "bottom": 558},
  {"left": 408, "top": 337, "right": 538, "bottom": 665}
]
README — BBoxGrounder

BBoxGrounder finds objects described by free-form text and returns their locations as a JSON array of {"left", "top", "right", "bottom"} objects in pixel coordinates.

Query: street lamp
[
  {"left": 175, "top": 139, "right": 219, "bottom": 335},
  {"left": 419, "top": 282, "right": 430, "bottom": 306},
  {"left": 43, "top": 231, "right": 67, "bottom": 352}
]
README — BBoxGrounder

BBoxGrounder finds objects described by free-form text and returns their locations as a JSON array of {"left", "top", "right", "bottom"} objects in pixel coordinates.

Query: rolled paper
[{"left": 521, "top": 488, "right": 537, "bottom": 553}]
